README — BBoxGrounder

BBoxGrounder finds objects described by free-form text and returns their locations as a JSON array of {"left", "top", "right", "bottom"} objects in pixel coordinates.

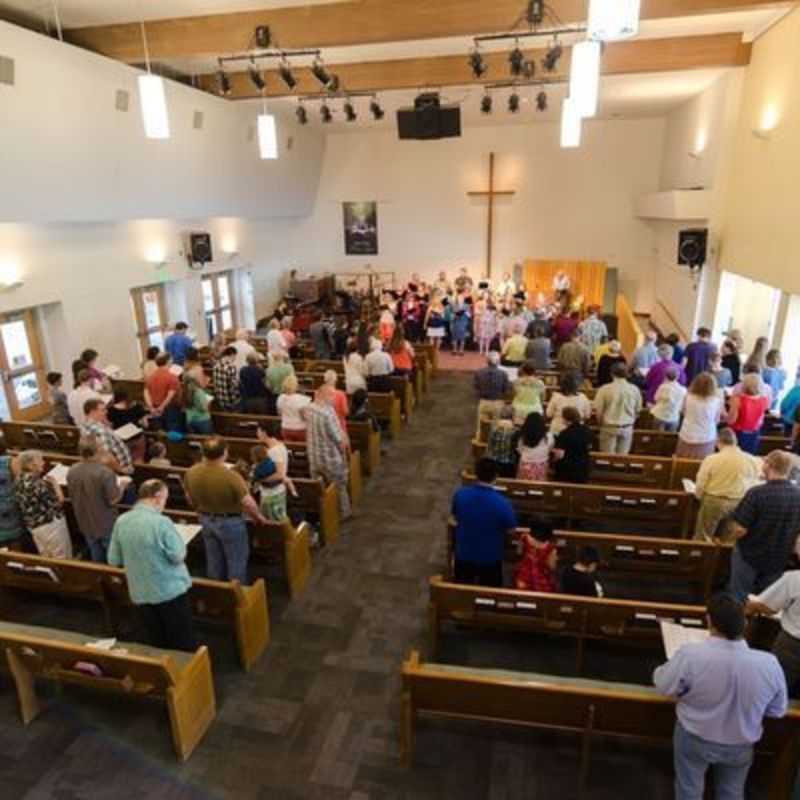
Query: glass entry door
[{"left": 0, "top": 310, "right": 49, "bottom": 421}]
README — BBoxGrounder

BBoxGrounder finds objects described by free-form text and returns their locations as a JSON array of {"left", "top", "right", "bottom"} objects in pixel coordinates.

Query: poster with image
[{"left": 343, "top": 201, "right": 378, "bottom": 255}]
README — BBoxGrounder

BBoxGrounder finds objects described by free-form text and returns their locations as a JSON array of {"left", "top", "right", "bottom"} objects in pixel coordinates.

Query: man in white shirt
[
  {"left": 593, "top": 363, "right": 643, "bottom": 454},
  {"left": 747, "top": 573, "right": 800, "bottom": 697},
  {"left": 495, "top": 272, "right": 515, "bottom": 297},
  {"left": 231, "top": 329, "right": 259, "bottom": 371},
  {"left": 365, "top": 340, "right": 394, "bottom": 393},
  {"left": 67, "top": 369, "right": 101, "bottom": 427},
  {"left": 693, "top": 427, "right": 762, "bottom": 542},
  {"left": 266, "top": 319, "right": 287, "bottom": 358}
]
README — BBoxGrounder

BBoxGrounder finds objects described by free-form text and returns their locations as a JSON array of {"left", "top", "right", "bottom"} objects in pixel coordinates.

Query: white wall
[
  {"left": 0, "top": 22, "right": 325, "bottom": 223},
  {"left": 286, "top": 118, "right": 665, "bottom": 311}
]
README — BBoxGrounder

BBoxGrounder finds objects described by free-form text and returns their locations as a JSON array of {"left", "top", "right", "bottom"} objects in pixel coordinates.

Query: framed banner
[{"left": 343, "top": 201, "right": 378, "bottom": 256}]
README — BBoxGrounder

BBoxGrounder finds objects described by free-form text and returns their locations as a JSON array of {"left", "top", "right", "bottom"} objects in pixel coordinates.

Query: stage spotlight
[
  {"left": 508, "top": 92, "right": 520, "bottom": 113},
  {"left": 480, "top": 93, "right": 492, "bottom": 115},
  {"left": 320, "top": 103, "right": 333, "bottom": 123},
  {"left": 248, "top": 63, "right": 266, "bottom": 91},
  {"left": 344, "top": 100, "right": 357, "bottom": 122},
  {"left": 542, "top": 42, "right": 563, "bottom": 73},
  {"left": 469, "top": 48, "right": 487, "bottom": 79},
  {"left": 370, "top": 98, "right": 385, "bottom": 120},
  {"left": 327, "top": 74, "right": 341, "bottom": 93},
  {"left": 279, "top": 59, "right": 297, "bottom": 90},
  {"left": 536, "top": 91, "right": 548, "bottom": 111},
  {"left": 296, "top": 104, "right": 308, "bottom": 125},
  {"left": 216, "top": 69, "right": 231, "bottom": 96},
  {"left": 509, "top": 47, "right": 526, "bottom": 77},
  {"left": 311, "top": 58, "right": 336, "bottom": 90}
]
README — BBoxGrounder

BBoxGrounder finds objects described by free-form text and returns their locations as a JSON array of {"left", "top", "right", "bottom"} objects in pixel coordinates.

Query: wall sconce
[
  {"left": 221, "top": 237, "right": 239, "bottom": 260},
  {"left": 0, "top": 263, "right": 23, "bottom": 291},
  {"left": 689, "top": 131, "right": 706, "bottom": 159},
  {"left": 145, "top": 244, "right": 170, "bottom": 268},
  {"left": 753, "top": 105, "right": 779, "bottom": 139}
]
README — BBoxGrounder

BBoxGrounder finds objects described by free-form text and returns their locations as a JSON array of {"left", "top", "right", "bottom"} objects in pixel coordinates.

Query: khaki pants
[
  {"left": 598, "top": 425, "right": 633, "bottom": 454},
  {"left": 477, "top": 399, "right": 504, "bottom": 438},
  {"left": 694, "top": 495, "right": 739, "bottom": 542},
  {"left": 31, "top": 517, "right": 73, "bottom": 559}
]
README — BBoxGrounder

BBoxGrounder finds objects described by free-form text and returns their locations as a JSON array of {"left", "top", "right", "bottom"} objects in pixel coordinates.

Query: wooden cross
[{"left": 467, "top": 152, "right": 516, "bottom": 280}]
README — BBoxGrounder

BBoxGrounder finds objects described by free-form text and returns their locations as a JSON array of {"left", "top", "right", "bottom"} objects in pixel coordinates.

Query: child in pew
[
  {"left": 560, "top": 546, "right": 604, "bottom": 598},
  {"left": 249, "top": 442, "right": 297, "bottom": 523},
  {"left": 47, "top": 372, "right": 73, "bottom": 426},
  {"left": 513, "top": 523, "right": 557, "bottom": 593},
  {"left": 147, "top": 441, "right": 171, "bottom": 469}
]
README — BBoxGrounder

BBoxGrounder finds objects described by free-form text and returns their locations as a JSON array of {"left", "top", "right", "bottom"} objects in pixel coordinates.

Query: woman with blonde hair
[
  {"left": 728, "top": 372, "right": 770, "bottom": 454},
  {"left": 512, "top": 362, "right": 546, "bottom": 426},
  {"left": 745, "top": 336, "right": 769, "bottom": 373},
  {"left": 424, "top": 299, "right": 446, "bottom": 350},
  {"left": 675, "top": 372, "right": 723, "bottom": 459},
  {"left": 276, "top": 374, "right": 311, "bottom": 443}
]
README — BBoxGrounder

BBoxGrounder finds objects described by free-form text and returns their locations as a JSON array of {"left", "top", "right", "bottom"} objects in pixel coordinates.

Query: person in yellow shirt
[
  {"left": 693, "top": 427, "right": 762, "bottom": 542},
  {"left": 501, "top": 332, "right": 528, "bottom": 366}
]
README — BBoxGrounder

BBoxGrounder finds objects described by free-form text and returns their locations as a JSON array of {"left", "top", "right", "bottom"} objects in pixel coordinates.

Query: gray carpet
[{"left": 0, "top": 372, "right": 738, "bottom": 798}]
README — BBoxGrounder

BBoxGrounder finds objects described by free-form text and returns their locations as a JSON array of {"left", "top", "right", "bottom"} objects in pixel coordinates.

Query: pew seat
[
  {"left": 0, "top": 620, "right": 216, "bottom": 760},
  {"left": 399, "top": 651, "right": 800, "bottom": 799},
  {"left": 0, "top": 549, "right": 270, "bottom": 670}
]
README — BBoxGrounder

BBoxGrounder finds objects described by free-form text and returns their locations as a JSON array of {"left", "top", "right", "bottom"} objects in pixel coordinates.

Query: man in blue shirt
[
  {"left": 164, "top": 322, "right": 193, "bottom": 366},
  {"left": 450, "top": 458, "right": 516, "bottom": 587},
  {"left": 653, "top": 593, "right": 787, "bottom": 799}
]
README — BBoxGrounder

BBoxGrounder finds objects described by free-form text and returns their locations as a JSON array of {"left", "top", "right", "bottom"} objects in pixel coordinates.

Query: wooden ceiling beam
[
  {"left": 65, "top": 0, "right": 782, "bottom": 63},
  {"left": 194, "top": 33, "right": 751, "bottom": 99}
]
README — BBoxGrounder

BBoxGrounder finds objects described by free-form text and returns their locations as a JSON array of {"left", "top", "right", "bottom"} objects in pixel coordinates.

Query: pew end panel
[
  {"left": 232, "top": 579, "right": 270, "bottom": 671},
  {"left": 348, "top": 450, "right": 363, "bottom": 507}
]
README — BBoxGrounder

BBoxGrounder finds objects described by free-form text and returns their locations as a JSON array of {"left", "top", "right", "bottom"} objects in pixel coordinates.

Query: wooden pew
[
  {"left": 399, "top": 650, "right": 800, "bottom": 800},
  {"left": 0, "top": 549, "right": 270, "bottom": 671},
  {"left": 0, "top": 619, "right": 216, "bottom": 761},
  {"left": 416, "top": 342, "right": 438, "bottom": 373},
  {"left": 461, "top": 473, "right": 695, "bottom": 538},
  {"left": 427, "top": 575, "right": 707, "bottom": 672},
  {"left": 210, "top": 411, "right": 381, "bottom": 476},
  {"left": 444, "top": 523, "right": 730, "bottom": 603}
]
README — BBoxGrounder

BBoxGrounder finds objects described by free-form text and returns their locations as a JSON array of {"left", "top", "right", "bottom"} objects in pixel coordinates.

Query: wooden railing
[{"left": 615, "top": 293, "right": 644, "bottom": 358}]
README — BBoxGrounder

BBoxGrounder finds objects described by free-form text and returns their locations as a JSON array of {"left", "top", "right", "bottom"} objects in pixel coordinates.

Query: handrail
[
  {"left": 656, "top": 301, "right": 690, "bottom": 343},
  {"left": 615, "top": 293, "right": 644, "bottom": 358}
]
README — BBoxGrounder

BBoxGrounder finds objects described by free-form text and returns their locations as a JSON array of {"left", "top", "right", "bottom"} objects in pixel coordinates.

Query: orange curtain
[{"left": 523, "top": 260, "right": 607, "bottom": 308}]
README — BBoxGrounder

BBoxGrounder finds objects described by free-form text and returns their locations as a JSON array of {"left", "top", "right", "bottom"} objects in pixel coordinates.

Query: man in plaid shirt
[
  {"left": 80, "top": 398, "right": 134, "bottom": 475},
  {"left": 213, "top": 346, "right": 241, "bottom": 412}
]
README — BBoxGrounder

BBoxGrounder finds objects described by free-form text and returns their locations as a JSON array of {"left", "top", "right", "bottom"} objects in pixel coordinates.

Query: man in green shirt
[
  {"left": 265, "top": 352, "right": 295, "bottom": 412},
  {"left": 108, "top": 479, "right": 196, "bottom": 652}
]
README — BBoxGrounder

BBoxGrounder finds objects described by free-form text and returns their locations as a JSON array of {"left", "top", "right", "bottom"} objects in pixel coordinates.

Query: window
[
  {"left": 0, "top": 310, "right": 49, "bottom": 421},
  {"left": 131, "top": 285, "right": 168, "bottom": 360},
  {"left": 202, "top": 271, "right": 237, "bottom": 339}
]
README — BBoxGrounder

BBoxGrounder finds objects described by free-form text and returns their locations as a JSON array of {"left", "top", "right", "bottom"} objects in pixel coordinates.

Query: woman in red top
[
  {"left": 388, "top": 327, "right": 416, "bottom": 376},
  {"left": 513, "top": 524, "right": 557, "bottom": 593},
  {"left": 728, "top": 373, "right": 770, "bottom": 454},
  {"left": 323, "top": 370, "right": 350, "bottom": 442}
]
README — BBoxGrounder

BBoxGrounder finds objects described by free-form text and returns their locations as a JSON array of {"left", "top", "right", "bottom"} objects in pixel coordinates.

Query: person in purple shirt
[
  {"left": 645, "top": 344, "right": 687, "bottom": 404},
  {"left": 654, "top": 593, "right": 787, "bottom": 800},
  {"left": 683, "top": 327, "right": 716, "bottom": 383}
]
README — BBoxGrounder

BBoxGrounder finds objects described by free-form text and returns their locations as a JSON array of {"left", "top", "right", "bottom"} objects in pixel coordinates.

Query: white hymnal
[
  {"left": 117, "top": 475, "right": 133, "bottom": 492},
  {"left": 661, "top": 620, "right": 709, "bottom": 659},
  {"left": 114, "top": 423, "right": 143, "bottom": 441},
  {"left": 682, "top": 479, "right": 697, "bottom": 495},
  {"left": 46, "top": 463, "right": 70, "bottom": 487},
  {"left": 169, "top": 364, "right": 184, "bottom": 377},
  {"left": 86, "top": 638, "right": 117, "bottom": 651},
  {"left": 500, "top": 366, "right": 519, "bottom": 382},
  {"left": 175, "top": 524, "right": 202, "bottom": 545}
]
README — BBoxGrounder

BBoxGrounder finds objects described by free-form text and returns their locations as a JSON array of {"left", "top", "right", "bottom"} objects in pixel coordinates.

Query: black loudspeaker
[
  {"left": 678, "top": 229, "right": 708, "bottom": 268},
  {"left": 190, "top": 233, "right": 213, "bottom": 265}
]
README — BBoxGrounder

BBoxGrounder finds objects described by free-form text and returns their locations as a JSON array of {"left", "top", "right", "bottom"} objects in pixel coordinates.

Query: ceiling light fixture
[
  {"left": 542, "top": 41, "right": 563, "bottom": 73},
  {"left": 257, "top": 109, "right": 278, "bottom": 159},
  {"left": 469, "top": 48, "right": 488, "bottom": 79},
  {"left": 509, "top": 46, "right": 526, "bottom": 78},
  {"left": 248, "top": 61, "right": 266, "bottom": 91},
  {"left": 278, "top": 59, "right": 297, "bottom": 90},
  {"left": 216, "top": 67, "right": 232, "bottom": 96},
  {"left": 481, "top": 93, "right": 493, "bottom": 115},
  {"left": 311, "top": 58, "right": 340, "bottom": 93},
  {"left": 296, "top": 103, "right": 308, "bottom": 125},
  {"left": 561, "top": 97, "right": 582, "bottom": 148},
  {"left": 569, "top": 40, "right": 601, "bottom": 118},
  {"left": 536, "top": 91, "right": 548, "bottom": 112},
  {"left": 320, "top": 103, "right": 333, "bottom": 124},
  {"left": 344, "top": 100, "right": 357, "bottom": 122},
  {"left": 508, "top": 92, "right": 520, "bottom": 114},
  {"left": 370, "top": 98, "right": 385, "bottom": 121},
  {"left": 588, "top": 0, "right": 641, "bottom": 42},
  {"left": 137, "top": 21, "right": 170, "bottom": 139}
]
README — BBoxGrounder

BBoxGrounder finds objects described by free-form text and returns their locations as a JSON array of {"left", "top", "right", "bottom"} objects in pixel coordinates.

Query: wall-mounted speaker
[
  {"left": 189, "top": 232, "right": 213, "bottom": 266},
  {"left": 678, "top": 228, "right": 708, "bottom": 269}
]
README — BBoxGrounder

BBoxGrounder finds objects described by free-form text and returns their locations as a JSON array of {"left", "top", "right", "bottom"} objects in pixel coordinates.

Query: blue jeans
[
  {"left": 735, "top": 430, "right": 760, "bottom": 455},
  {"left": 674, "top": 722, "right": 753, "bottom": 800},
  {"left": 85, "top": 534, "right": 110, "bottom": 564},
  {"left": 187, "top": 418, "right": 213, "bottom": 435},
  {"left": 728, "top": 545, "right": 783, "bottom": 602},
  {"left": 200, "top": 514, "right": 249, "bottom": 584}
]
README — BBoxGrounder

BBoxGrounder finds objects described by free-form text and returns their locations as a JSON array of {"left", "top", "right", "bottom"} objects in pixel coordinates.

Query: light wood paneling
[
  {"left": 195, "top": 34, "right": 752, "bottom": 99},
  {"left": 524, "top": 260, "right": 607, "bottom": 309},
  {"left": 65, "top": 1, "right": 779, "bottom": 62}
]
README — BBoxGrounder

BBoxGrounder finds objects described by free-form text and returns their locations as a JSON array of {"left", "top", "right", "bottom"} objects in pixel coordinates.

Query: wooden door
[{"left": 0, "top": 310, "right": 50, "bottom": 421}]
